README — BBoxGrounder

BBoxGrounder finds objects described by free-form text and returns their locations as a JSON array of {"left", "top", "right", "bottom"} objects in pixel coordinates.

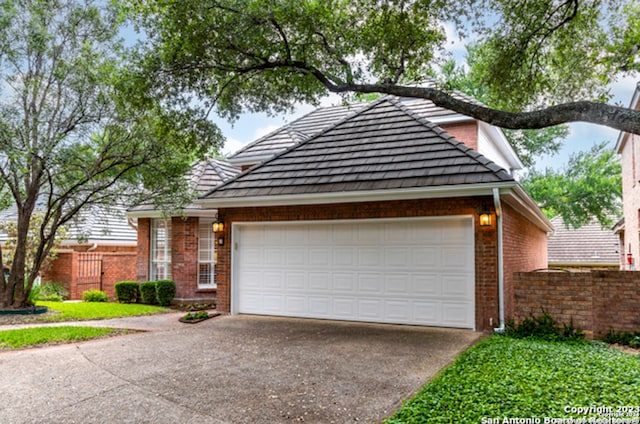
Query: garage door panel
[
  {"left": 413, "top": 301, "right": 441, "bottom": 323},
  {"left": 358, "top": 273, "right": 383, "bottom": 293},
  {"left": 333, "top": 298, "right": 357, "bottom": 317},
  {"left": 358, "top": 248, "right": 380, "bottom": 266},
  {"left": 332, "top": 273, "right": 356, "bottom": 292},
  {"left": 411, "top": 274, "right": 441, "bottom": 296},
  {"left": 442, "top": 275, "right": 474, "bottom": 299},
  {"left": 285, "top": 272, "right": 306, "bottom": 290},
  {"left": 308, "top": 272, "right": 330, "bottom": 291},
  {"left": 235, "top": 218, "right": 475, "bottom": 329},
  {"left": 442, "top": 303, "right": 473, "bottom": 326}
]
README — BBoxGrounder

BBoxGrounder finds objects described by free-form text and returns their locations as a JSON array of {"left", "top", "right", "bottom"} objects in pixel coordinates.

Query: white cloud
[{"left": 221, "top": 137, "right": 246, "bottom": 156}]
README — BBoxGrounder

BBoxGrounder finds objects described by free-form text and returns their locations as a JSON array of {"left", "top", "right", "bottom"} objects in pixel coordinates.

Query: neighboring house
[
  {"left": 547, "top": 215, "right": 621, "bottom": 270},
  {"left": 162, "top": 95, "right": 551, "bottom": 332},
  {"left": 127, "top": 158, "right": 241, "bottom": 303},
  {"left": 616, "top": 81, "right": 640, "bottom": 270},
  {"left": 0, "top": 204, "right": 137, "bottom": 299}
]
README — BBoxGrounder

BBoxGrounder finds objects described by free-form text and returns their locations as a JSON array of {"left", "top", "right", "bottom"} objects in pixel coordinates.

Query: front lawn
[
  {"left": 386, "top": 336, "right": 640, "bottom": 423},
  {"left": 0, "top": 326, "right": 127, "bottom": 350},
  {"left": 36, "top": 301, "right": 169, "bottom": 321}
]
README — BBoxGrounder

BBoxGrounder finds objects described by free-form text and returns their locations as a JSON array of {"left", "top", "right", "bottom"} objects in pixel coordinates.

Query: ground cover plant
[
  {"left": 385, "top": 336, "right": 640, "bottom": 423},
  {"left": 36, "top": 301, "right": 168, "bottom": 322},
  {"left": 0, "top": 326, "right": 125, "bottom": 350}
]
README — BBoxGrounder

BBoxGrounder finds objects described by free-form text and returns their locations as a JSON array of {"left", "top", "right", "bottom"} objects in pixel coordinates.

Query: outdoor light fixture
[
  {"left": 212, "top": 219, "right": 224, "bottom": 233},
  {"left": 479, "top": 211, "right": 492, "bottom": 227}
]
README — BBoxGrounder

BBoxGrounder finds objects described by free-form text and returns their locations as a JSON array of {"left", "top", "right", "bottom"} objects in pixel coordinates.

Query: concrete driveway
[{"left": 0, "top": 315, "right": 481, "bottom": 423}]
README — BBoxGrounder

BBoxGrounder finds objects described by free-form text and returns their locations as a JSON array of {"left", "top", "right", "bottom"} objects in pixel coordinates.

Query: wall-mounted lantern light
[
  {"left": 479, "top": 211, "right": 492, "bottom": 227},
  {"left": 212, "top": 219, "right": 224, "bottom": 233}
]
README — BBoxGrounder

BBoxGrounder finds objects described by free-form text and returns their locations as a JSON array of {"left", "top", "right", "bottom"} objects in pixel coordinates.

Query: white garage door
[{"left": 233, "top": 217, "right": 475, "bottom": 329}]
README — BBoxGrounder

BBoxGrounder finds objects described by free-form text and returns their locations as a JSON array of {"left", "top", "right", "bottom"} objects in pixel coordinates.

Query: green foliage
[
  {"left": 114, "top": 281, "right": 140, "bottom": 304},
  {"left": 603, "top": 329, "right": 640, "bottom": 348},
  {"left": 0, "top": 0, "right": 220, "bottom": 308},
  {"left": 139, "top": 281, "right": 158, "bottom": 305},
  {"left": 82, "top": 289, "right": 109, "bottom": 303},
  {"left": 126, "top": 0, "right": 639, "bottom": 135},
  {"left": 36, "top": 301, "right": 168, "bottom": 321},
  {"left": 182, "top": 311, "right": 209, "bottom": 320},
  {"left": 155, "top": 280, "right": 176, "bottom": 307},
  {"left": 385, "top": 336, "right": 640, "bottom": 423},
  {"left": 36, "top": 283, "right": 69, "bottom": 302},
  {"left": 505, "top": 309, "right": 585, "bottom": 342},
  {"left": 0, "top": 326, "right": 119, "bottom": 350},
  {"left": 521, "top": 142, "right": 622, "bottom": 228}
]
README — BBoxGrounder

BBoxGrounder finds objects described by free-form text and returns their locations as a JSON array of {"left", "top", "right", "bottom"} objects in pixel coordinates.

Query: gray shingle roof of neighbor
[
  {"left": 0, "top": 204, "right": 137, "bottom": 245},
  {"left": 548, "top": 215, "right": 621, "bottom": 266},
  {"left": 203, "top": 97, "right": 514, "bottom": 200},
  {"left": 228, "top": 84, "right": 482, "bottom": 164}
]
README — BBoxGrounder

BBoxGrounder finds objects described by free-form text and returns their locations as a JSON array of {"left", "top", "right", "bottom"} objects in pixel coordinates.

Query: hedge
[
  {"left": 155, "top": 280, "right": 176, "bottom": 306},
  {"left": 140, "top": 281, "right": 158, "bottom": 304},
  {"left": 115, "top": 281, "right": 139, "bottom": 303}
]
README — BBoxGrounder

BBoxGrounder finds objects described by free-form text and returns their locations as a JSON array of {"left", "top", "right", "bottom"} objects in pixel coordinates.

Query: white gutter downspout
[
  {"left": 87, "top": 243, "right": 98, "bottom": 252},
  {"left": 493, "top": 188, "right": 505, "bottom": 332}
]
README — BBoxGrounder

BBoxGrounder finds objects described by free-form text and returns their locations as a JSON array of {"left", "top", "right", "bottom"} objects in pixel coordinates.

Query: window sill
[{"left": 196, "top": 288, "right": 217, "bottom": 293}]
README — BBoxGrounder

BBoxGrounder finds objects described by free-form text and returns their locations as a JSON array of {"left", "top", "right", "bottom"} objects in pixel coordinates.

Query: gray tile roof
[
  {"left": 190, "top": 158, "right": 241, "bottom": 193},
  {"left": 129, "top": 158, "right": 241, "bottom": 214},
  {"left": 228, "top": 86, "right": 482, "bottom": 165},
  {"left": 548, "top": 215, "right": 620, "bottom": 266},
  {"left": 203, "top": 97, "right": 514, "bottom": 200},
  {"left": 0, "top": 204, "right": 136, "bottom": 245}
]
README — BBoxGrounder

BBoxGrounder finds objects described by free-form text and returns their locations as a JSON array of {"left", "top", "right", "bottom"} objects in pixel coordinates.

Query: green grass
[
  {"left": 386, "top": 336, "right": 640, "bottom": 423},
  {"left": 36, "top": 301, "right": 169, "bottom": 321},
  {"left": 0, "top": 326, "right": 124, "bottom": 350}
]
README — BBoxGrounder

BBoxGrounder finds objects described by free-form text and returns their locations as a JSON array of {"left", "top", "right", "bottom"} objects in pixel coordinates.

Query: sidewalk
[{"left": 0, "top": 310, "right": 219, "bottom": 332}]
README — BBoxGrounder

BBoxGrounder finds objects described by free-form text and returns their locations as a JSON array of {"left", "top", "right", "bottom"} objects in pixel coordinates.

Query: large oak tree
[
  {"left": 128, "top": 0, "right": 640, "bottom": 134},
  {"left": 0, "top": 0, "right": 222, "bottom": 308}
]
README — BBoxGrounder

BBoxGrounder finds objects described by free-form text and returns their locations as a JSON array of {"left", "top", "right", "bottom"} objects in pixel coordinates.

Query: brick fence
[
  {"left": 42, "top": 251, "right": 136, "bottom": 300},
  {"left": 513, "top": 271, "right": 640, "bottom": 338}
]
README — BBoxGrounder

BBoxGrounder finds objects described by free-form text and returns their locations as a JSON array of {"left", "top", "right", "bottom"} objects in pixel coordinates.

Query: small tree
[{"left": 0, "top": 0, "right": 222, "bottom": 308}]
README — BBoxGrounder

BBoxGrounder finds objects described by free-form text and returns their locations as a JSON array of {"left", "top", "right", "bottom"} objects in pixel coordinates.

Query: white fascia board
[
  {"left": 501, "top": 184, "right": 554, "bottom": 233},
  {"left": 428, "top": 114, "right": 475, "bottom": 124},
  {"left": 196, "top": 182, "right": 518, "bottom": 209},
  {"left": 615, "top": 83, "right": 640, "bottom": 153},
  {"left": 478, "top": 122, "right": 524, "bottom": 171},
  {"left": 125, "top": 207, "right": 219, "bottom": 219}
]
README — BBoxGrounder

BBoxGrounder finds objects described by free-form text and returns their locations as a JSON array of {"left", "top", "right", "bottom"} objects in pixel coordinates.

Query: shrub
[
  {"left": 603, "top": 329, "right": 640, "bottom": 348},
  {"left": 140, "top": 281, "right": 158, "bottom": 304},
  {"left": 37, "top": 282, "right": 69, "bottom": 302},
  {"left": 155, "top": 280, "right": 176, "bottom": 306},
  {"left": 82, "top": 289, "right": 108, "bottom": 302},
  {"left": 115, "top": 281, "right": 139, "bottom": 303},
  {"left": 505, "top": 308, "right": 585, "bottom": 342}
]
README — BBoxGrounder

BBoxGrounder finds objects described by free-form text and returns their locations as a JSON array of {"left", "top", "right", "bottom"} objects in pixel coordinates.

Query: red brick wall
[
  {"left": 513, "top": 271, "right": 640, "bottom": 338},
  {"left": 42, "top": 251, "right": 136, "bottom": 300},
  {"left": 502, "top": 203, "right": 548, "bottom": 319},
  {"left": 217, "top": 196, "right": 504, "bottom": 331},
  {"left": 41, "top": 252, "right": 74, "bottom": 296},
  {"left": 101, "top": 252, "right": 136, "bottom": 300},
  {"left": 135, "top": 217, "right": 217, "bottom": 303},
  {"left": 441, "top": 122, "right": 478, "bottom": 151}
]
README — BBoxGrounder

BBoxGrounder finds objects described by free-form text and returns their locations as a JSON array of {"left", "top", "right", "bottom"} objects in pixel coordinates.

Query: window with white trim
[
  {"left": 150, "top": 219, "right": 171, "bottom": 280},
  {"left": 198, "top": 218, "right": 216, "bottom": 288}
]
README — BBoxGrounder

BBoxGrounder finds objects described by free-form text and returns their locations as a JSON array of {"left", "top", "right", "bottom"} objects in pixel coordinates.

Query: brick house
[
  {"left": 615, "top": 81, "right": 640, "bottom": 269},
  {"left": 128, "top": 159, "right": 240, "bottom": 304},
  {"left": 132, "top": 95, "right": 551, "bottom": 332}
]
